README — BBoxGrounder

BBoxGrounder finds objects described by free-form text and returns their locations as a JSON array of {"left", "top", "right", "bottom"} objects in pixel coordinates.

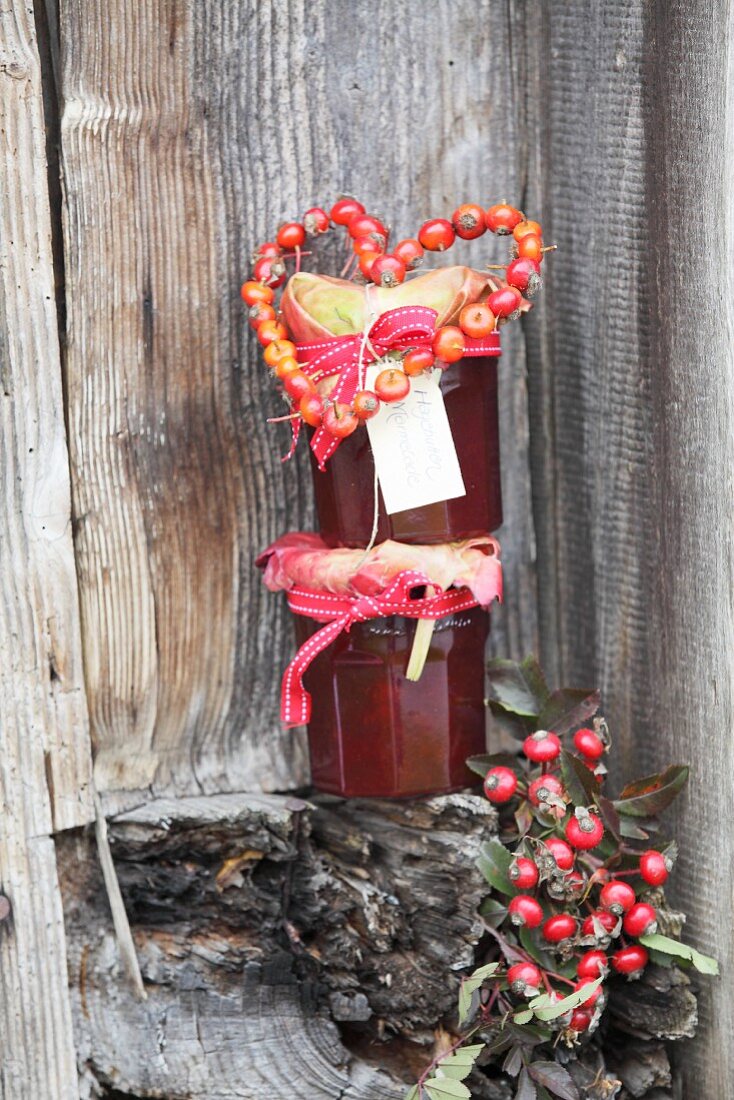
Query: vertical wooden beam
[
  {"left": 644, "top": 3, "right": 734, "bottom": 1092},
  {"left": 530, "top": 1, "right": 734, "bottom": 1090},
  {"left": 0, "top": 3, "right": 94, "bottom": 1096},
  {"left": 529, "top": 3, "right": 656, "bottom": 769}
]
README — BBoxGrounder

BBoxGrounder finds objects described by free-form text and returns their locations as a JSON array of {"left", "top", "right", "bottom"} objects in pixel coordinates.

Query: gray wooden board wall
[{"left": 1, "top": 0, "right": 729, "bottom": 1094}]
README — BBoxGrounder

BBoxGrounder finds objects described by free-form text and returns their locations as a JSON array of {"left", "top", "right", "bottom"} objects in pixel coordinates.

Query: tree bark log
[{"left": 60, "top": 792, "right": 495, "bottom": 1098}]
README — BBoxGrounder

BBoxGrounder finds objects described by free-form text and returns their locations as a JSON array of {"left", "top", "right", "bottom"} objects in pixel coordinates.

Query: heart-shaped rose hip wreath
[{"left": 241, "top": 197, "right": 552, "bottom": 445}]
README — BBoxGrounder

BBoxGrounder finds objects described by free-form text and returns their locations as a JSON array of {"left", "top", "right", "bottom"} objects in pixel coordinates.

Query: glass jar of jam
[
  {"left": 310, "top": 357, "right": 501, "bottom": 547},
  {"left": 294, "top": 606, "right": 489, "bottom": 798}
]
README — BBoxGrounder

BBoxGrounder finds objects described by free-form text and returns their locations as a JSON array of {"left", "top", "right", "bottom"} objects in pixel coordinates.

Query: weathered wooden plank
[
  {"left": 528, "top": 2, "right": 656, "bottom": 765},
  {"left": 59, "top": 0, "right": 539, "bottom": 804},
  {"left": 641, "top": 4, "right": 734, "bottom": 1094},
  {"left": 59, "top": 0, "right": 307, "bottom": 802},
  {"left": 0, "top": 3, "right": 94, "bottom": 1096},
  {"left": 528, "top": 2, "right": 734, "bottom": 1093}
]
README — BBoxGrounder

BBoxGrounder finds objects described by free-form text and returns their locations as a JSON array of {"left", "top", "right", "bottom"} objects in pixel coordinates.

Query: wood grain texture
[
  {"left": 59, "top": 0, "right": 539, "bottom": 804},
  {"left": 642, "top": 3, "right": 734, "bottom": 1093},
  {"left": 0, "top": 3, "right": 94, "bottom": 1096},
  {"left": 528, "top": 2, "right": 656, "bottom": 769},
  {"left": 527, "top": 1, "right": 734, "bottom": 1092},
  {"left": 60, "top": 792, "right": 497, "bottom": 1098}
]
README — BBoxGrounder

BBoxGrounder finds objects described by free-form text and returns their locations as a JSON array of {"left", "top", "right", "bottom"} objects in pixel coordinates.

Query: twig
[{"left": 93, "top": 788, "right": 146, "bottom": 1001}]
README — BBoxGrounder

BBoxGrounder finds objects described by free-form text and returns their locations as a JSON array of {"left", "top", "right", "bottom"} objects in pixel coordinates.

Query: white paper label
[{"left": 365, "top": 367, "right": 466, "bottom": 515}]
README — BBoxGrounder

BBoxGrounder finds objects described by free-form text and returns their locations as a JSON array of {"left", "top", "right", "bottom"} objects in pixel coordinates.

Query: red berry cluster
[
  {"left": 482, "top": 725, "right": 673, "bottom": 1038},
  {"left": 240, "top": 196, "right": 550, "bottom": 438}
]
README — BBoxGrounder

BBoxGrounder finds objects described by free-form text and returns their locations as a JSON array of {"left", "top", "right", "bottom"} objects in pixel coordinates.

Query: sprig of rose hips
[
  {"left": 240, "top": 196, "right": 551, "bottom": 440},
  {"left": 480, "top": 725, "right": 676, "bottom": 1038}
]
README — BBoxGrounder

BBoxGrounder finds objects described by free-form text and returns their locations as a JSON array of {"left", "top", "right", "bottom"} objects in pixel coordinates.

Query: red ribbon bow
[
  {"left": 288, "top": 305, "right": 500, "bottom": 469},
  {"left": 280, "top": 569, "right": 480, "bottom": 727}
]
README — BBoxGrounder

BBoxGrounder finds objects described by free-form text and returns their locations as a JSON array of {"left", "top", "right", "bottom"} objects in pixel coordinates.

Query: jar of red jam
[
  {"left": 310, "top": 356, "right": 501, "bottom": 548},
  {"left": 294, "top": 605, "right": 489, "bottom": 798}
]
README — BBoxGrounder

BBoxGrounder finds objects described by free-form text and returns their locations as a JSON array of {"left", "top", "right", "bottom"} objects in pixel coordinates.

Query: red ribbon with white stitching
[
  {"left": 288, "top": 305, "right": 501, "bottom": 469},
  {"left": 281, "top": 570, "right": 480, "bottom": 727}
]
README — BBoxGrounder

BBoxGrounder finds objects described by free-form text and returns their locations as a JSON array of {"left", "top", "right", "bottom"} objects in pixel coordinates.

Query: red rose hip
[
  {"left": 330, "top": 197, "right": 366, "bottom": 225},
  {"left": 509, "top": 857, "right": 539, "bottom": 890},
  {"left": 371, "top": 254, "right": 406, "bottom": 287},
  {"left": 612, "top": 944, "right": 649, "bottom": 976},
  {"left": 299, "top": 393, "right": 324, "bottom": 427},
  {"left": 573, "top": 728, "right": 605, "bottom": 760},
  {"left": 458, "top": 303, "right": 496, "bottom": 339},
  {"left": 393, "top": 238, "right": 424, "bottom": 269},
  {"left": 565, "top": 810, "right": 604, "bottom": 850},
  {"left": 483, "top": 766, "right": 518, "bottom": 804},
  {"left": 348, "top": 213, "right": 388, "bottom": 240},
  {"left": 569, "top": 1008, "right": 592, "bottom": 1033},
  {"left": 284, "top": 370, "right": 316, "bottom": 402},
  {"left": 623, "top": 903, "right": 657, "bottom": 938},
  {"left": 599, "top": 880, "right": 636, "bottom": 915},
  {"left": 528, "top": 774, "right": 565, "bottom": 806},
  {"left": 403, "top": 348, "right": 435, "bottom": 376},
  {"left": 543, "top": 913, "right": 578, "bottom": 943},
  {"left": 374, "top": 368, "right": 410, "bottom": 403},
  {"left": 485, "top": 203, "right": 523, "bottom": 235},
  {"left": 523, "top": 730, "right": 561, "bottom": 763},
  {"left": 577, "top": 950, "right": 608, "bottom": 980},
  {"left": 352, "top": 390, "right": 380, "bottom": 420},
  {"left": 303, "top": 206, "right": 330, "bottom": 234},
  {"left": 639, "top": 849, "right": 670, "bottom": 886},
  {"left": 581, "top": 910, "right": 619, "bottom": 938},
  {"left": 543, "top": 836, "right": 575, "bottom": 870},
  {"left": 432, "top": 326, "right": 465, "bottom": 364},
  {"left": 451, "top": 203, "right": 487, "bottom": 240},
  {"left": 506, "top": 257, "right": 542, "bottom": 296},
  {"left": 276, "top": 221, "right": 306, "bottom": 250},
  {"left": 487, "top": 286, "right": 522, "bottom": 318},
  {"left": 508, "top": 895, "right": 543, "bottom": 929},
  {"left": 507, "top": 962, "right": 542, "bottom": 994},
  {"left": 418, "top": 218, "right": 456, "bottom": 252}
]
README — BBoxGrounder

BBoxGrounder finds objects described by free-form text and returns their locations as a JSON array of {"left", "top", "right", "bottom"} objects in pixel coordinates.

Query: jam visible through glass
[
  {"left": 295, "top": 607, "right": 489, "bottom": 798},
  {"left": 311, "top": 357, "right": 502, "bottom": 547}
]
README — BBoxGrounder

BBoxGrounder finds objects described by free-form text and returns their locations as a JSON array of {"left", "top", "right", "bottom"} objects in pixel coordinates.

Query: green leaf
[
  {"left": 458, "top": 962, "right": 500, "bottom": 1023},
  {"left": 536, "top": 688, "right": 600, "bottom": 737},
  {"left": 487, "top": 656, "right": 550, "bottom": 716},
  {"left": 503, "top": 1043, "right": 523, "bottom": 1076},
  {"left": 560, "top": 750, "right": 599, "bottom": 807},
  {"left": 527, "top": 1061, "right": 580, "bottom": 1100},
  {"left": 615, "top": 765, "right": 689, "bottom": 817},
  {"left": 515, "top": 1069, "right": 538, "bottom": 1100},
  {"left": 466, "top": 751, "right": 519, "bottom": 778},
  {"left": 425, "top": 1078, "right": 472, "bottom": 1100},
  {"left": 479, "top": 896, "right": 508, "bottom": 927},
  {"left": 513, "top": 1008, "right": 534, "bottom": 1025},
  {"left": 437, "top": 1045, "right": 484, "bottom": 1080},
  {"left": 596, "top": 794, "right": 621, "bottom": 841},
  {"left": 530, "top": 979, "right": 602, "bottom": 1021},
  {"left": 618, "top": 816, "right": 651, "bottom": 840},
  {"left": 404, "top": 1088, "right": 420, "bottom": 1100},
  {"left": 639, "top": 933, "right": 719, "bottom": 975},
  {"left": 489, "top": 701, "right": 537, "bottom": 741},
  {"left": 515, "top": 801, "right": 535, "bottom": 838},
  {"left": 477, "top": 839, "right": 515, "bottom": 895}
]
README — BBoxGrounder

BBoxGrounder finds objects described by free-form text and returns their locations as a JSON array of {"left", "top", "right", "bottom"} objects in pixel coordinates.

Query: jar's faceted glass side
[{"left": 295, "top": 607, "right": 489, "bottom": 798}]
